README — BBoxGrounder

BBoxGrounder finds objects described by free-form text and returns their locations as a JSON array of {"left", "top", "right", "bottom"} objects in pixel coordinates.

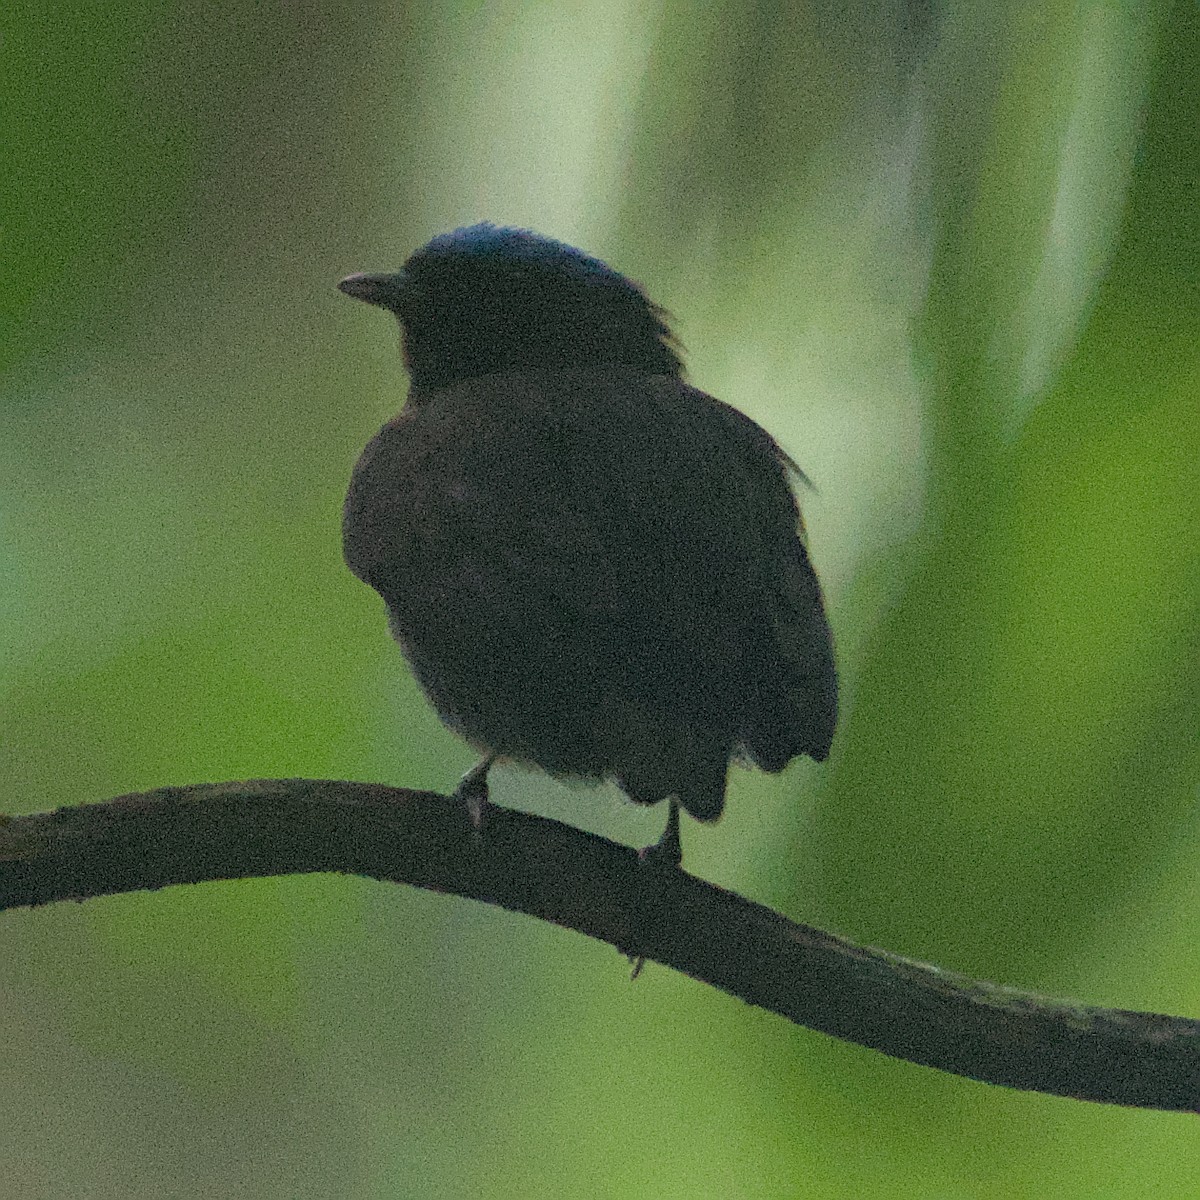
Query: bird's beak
[{"left": 338, "top": 271, "right": 407, "bottom": 310}]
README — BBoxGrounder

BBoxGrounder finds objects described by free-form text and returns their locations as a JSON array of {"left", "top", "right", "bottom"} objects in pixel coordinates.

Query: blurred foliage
[{"left": 2, "top": 1, "right": 1198, "bottom": 1197}]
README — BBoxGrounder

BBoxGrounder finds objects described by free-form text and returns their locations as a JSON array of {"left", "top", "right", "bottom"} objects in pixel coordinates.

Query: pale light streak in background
[{"left": 1014, "top": 5, "right": 1155, "bottom": 416}]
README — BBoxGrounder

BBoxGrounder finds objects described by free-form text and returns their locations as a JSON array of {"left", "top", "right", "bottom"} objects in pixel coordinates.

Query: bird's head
[{"left": 338, "top": 223, "right": 684, "bottom": 390}]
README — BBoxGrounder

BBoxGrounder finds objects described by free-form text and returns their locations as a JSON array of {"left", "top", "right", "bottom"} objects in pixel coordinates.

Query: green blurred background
[{"left": 3, "top": 1, "right": 1198, "bottom": 1196}]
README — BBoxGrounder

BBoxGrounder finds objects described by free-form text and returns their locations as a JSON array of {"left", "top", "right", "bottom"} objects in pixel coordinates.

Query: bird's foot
[
  {"left": 454, "top": 755, "right": 496, "bottom": 844},
  {"left": 637, "top": 799, "right": 682, "bottom": 869},
  {"left": 629, "top": 801, "right": 682, "bottom": 979}
]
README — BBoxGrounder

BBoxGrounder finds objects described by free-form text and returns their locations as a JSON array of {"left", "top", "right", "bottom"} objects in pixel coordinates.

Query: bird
[{"left": 338, "top": 223, "right": 836, "bottom": 865}]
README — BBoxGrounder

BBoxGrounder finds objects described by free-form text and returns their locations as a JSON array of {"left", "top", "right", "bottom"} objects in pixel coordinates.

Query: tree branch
[{"left": 1, "top": 779, "right": 1196, "bottom": 1111}]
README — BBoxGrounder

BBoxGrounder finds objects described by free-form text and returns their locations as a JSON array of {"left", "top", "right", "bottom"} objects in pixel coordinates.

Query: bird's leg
[
  {"left": 638, "top": 799, "right": 682, "bottom": 868},
  {"left": 454, "top": 754, "right": 496, "bottom": 834},
  {"left": 629, "top": 800, "right": 683, "bottom": 978}
]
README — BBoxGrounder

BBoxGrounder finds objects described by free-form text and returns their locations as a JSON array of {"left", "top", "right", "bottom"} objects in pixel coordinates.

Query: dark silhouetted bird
[{"left": 339, "top": 224, "right": 836, "bottom": 863}]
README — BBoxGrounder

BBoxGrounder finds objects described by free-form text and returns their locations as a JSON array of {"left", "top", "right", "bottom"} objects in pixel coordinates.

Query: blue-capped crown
[{"left": 414, "top": 223, "right": 630, "bottom": 288}]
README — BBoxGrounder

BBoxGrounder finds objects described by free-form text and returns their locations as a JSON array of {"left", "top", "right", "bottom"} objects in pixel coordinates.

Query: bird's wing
[{"left": 646, "top": 380, "right": 838, "bottom": 764}]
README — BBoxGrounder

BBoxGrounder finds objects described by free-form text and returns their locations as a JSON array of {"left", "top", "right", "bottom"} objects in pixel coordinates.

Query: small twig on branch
[{"left": 1, "top": 779, "right": 1196, "bottom": 1111}]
